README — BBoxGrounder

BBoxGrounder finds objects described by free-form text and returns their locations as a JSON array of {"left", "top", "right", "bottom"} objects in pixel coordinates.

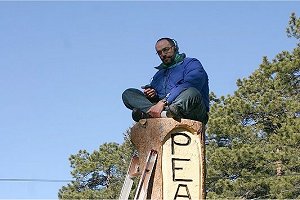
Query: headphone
[{"left": 171, "top": 38, "right": 179, "bottom": 53}]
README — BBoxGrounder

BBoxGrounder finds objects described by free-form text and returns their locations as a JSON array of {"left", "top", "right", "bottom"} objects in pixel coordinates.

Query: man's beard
[{"left": 162, "top": 56, "right": 173, "bottom": 65}]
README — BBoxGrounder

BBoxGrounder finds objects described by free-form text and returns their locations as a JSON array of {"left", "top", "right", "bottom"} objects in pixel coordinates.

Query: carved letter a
[{"left": 174, "top": 184, "right": 191, "bottom": 199}]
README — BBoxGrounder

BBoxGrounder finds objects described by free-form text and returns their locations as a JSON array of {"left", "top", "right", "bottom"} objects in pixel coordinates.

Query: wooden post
[{"left": 130, "top": 118, "right": 206, "bottom": 199}]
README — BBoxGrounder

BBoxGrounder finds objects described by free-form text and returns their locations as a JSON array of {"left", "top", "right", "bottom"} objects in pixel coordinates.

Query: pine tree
[
  {"left": 58, "top": 130, "right": 136, "bottom": 199},
  {"left": 206, "top": 13, "right": 300, "bottom": 199}
]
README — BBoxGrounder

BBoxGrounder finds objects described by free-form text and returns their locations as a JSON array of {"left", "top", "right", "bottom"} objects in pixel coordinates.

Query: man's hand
[
  {"left": 144, "top": 88, "right": 157, "bottom": 99},
  {"left": 147, "top": 100, "right": 165, "bottom": 118}
]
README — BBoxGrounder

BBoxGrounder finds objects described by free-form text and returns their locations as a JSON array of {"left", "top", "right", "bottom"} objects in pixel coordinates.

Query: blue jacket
[{"left": 150, "top": 57, "right": 209, "bottom": 112}]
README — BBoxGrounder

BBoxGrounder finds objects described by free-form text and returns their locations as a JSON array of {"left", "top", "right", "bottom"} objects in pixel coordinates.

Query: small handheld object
[{"left": 141, "top": 84, "right": 152, "bottom": 89}]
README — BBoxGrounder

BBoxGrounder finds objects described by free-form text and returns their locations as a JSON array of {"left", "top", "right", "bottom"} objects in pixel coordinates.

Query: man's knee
[{"left": 122, "top": 88, "right": 141, "bottom": 101}]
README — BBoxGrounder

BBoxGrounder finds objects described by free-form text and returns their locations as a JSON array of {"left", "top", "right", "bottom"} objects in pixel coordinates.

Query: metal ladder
[{"left": 119, "top": 149, "right": 158, "bottom": 200}]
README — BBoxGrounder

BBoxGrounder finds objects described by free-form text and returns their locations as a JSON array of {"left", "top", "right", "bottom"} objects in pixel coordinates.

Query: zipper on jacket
[{"left": 163, "top": 69, "right": 171, "bottom": 98}]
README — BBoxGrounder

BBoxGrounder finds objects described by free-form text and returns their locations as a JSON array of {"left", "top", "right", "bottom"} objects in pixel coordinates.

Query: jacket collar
[{"left": 155, "top": 53, "right": 186, "bottom": 70}]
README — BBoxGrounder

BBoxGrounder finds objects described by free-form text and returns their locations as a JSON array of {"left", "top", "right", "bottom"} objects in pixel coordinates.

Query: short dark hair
[{"left": 157, "top": 37, "right": 175, "bottom": 46}]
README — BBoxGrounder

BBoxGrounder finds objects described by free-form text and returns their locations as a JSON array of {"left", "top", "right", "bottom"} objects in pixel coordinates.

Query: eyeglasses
[{"left": 156, "top": 45, "right": 174, "bottom": 55}]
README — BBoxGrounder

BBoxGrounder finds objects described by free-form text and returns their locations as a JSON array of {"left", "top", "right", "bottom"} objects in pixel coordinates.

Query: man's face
[{"left": 155, "top": 40, "right": 176, "bottom": 65}]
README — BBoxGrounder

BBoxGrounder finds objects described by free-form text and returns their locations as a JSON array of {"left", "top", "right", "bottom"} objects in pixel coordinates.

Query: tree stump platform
[{"left": 130, "top": 118, "right": 206, "bottom": 199}]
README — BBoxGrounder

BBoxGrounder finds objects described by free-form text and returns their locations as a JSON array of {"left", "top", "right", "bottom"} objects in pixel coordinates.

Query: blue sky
[{"left": 0, "top": 1, "right": 299, "bottom": 199}]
